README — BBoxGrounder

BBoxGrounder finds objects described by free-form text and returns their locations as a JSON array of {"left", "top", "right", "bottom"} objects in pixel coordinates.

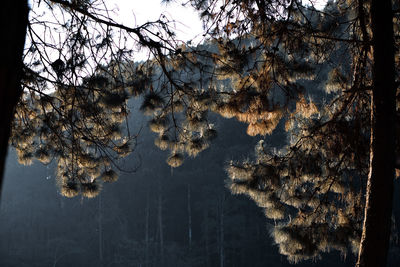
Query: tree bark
[
  {"left": 203, "top": 208, "right": 210, "bottom": 267},
  {"left": 187, "top": 184, "right": 192, "bottom": 249},
  {"left": 158, "top": 181, "right": 164, "bottom": 264},
  {"left": 145, "top": 189, "right": 150, "bottom": 267},
  {"left": 0, "top": 1, "right": 29, "bottom": 196},
  {"left": 98, "top": 194, "right": 103, "bottom": 267},
  {"left": 356, "top": 0, "right": 396, "bottom": 266},
  {"left": 219, "top": 193, "right": 225, "bottom": 267}
]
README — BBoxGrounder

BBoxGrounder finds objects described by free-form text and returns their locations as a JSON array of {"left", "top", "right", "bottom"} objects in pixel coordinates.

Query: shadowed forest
[
  {"left": 1, "top": 0, "right": 400, "bottom": 266},
  {"left": 1, "top": 105, "right": 365, "bottom": 267}
]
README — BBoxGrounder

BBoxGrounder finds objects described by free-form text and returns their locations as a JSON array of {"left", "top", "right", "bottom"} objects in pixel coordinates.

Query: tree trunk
[
  {"left": 145, "top": 190, "right": 150, "bottom": 267},
  {"left": 98, "top": 194, "right": 103, "bottom": 267},
  {"left": 0, "top": 1, "right": 29, "bottom": 196},
  {"left": 356, "top": 0, "right": 396, "bottom": 266},
  {"left": 203, "top": 208, "right": 210, "bottom": 267},
  {"left": 219, "top": 193, "right": 225, "bottom": 267},
  {"left": 187, "top": 184, "right": 192, "bottom": 249},
  {"left": 158, "top": 181, "right": 164, "bottom": 264}
]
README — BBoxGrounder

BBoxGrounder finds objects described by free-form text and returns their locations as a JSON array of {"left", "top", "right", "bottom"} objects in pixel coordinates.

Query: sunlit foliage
[
  {"left": 12, "top": 71, "right": 135, "bottom": 197},
  {"left": 140, "top": 0, "right": 399, "bottom": 262},
  {"left": 15, "top": 0, "right": 171, "bottom": 198}
]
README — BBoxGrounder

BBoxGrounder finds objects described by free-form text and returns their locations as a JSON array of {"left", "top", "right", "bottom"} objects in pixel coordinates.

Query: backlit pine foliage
[
  {"left": 12, "top": 72, "right": 135, "bottom": 198},
  {"left": 151, "top": 0, "right": 398, "bottom": 262},
  {"left": 15, "top": 0, "right": 177, "bottom": 198}
]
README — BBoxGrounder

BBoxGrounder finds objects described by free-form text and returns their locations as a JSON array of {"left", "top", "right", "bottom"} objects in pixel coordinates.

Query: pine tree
[
  {"left": 7, "top": 0, "right": 183, "bottom": 197},
  {"left": 4, "top": 0, "right": 399, "bottom": 265},
  {"left": 142, "top": 0, "right": 398, "bottom": 265}
]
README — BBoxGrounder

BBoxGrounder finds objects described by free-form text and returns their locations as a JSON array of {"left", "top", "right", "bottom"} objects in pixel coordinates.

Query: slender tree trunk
[
  {"left": 356, "top": 0, "right": 396, "bottom": 266},
  {"left": 187, "top": 184, "right": 192, "bottom": 249},
  {"left": 203, "top": 208, "right": 210, "bottom": 267},
  {"left": 393, "top": 179, "right": 400, "bottom": 246},
  {"left": 98, "top": 194, "right": 103, "bottom": 267},
  {"left": 0, "top": 1, "right": 29, "bottom": 196},
  {"left": 145, "top": 190, "right": 150, "bottom": 267},
  {"left": 219, "top": 193, "right": 225, "bottom": 267},
  {"left": 158, "top": 181, "right": 164, "bottom": 264}
]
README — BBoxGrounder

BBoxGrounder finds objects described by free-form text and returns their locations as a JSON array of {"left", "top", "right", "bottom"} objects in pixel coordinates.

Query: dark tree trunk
[
  {"left": 203, "top": 208, "right": 210, "bottom": 267},
  {"left": 219, "top": 193, "right": 224, "bottom": 267},
  {"left": 357, "top": 0, "right": 396, "bottom": 266},
  {"left": 0, "top": 1, "right": 29, "bottom": 196},
  {"left": 145, "top": 190, "right": 150, "bottom": 267},
  {"left": 98, "top": 194, "right": 103, "bottom": 267},
  {"left": 158, "top": 181, "right": 164, "bottom": 264},
  {"left": 187, "top": 184, "right": 192, "bottom": 249}
]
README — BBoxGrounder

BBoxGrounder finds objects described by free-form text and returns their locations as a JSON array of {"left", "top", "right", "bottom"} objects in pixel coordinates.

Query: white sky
[
  {"left": 27, "top": 0, "right": 204, "bottom": 61},
  {"left": 28, "top": 0, "right": 327, "bottom": 62},
  {"left": 107, "top": 0, "right": 204, "bottom": 60},
  {"left": 107, "top": 1, "right": 327, "bottom": 38},
  {"left": 106, "top": 0, "right": 327, "bottom": 60},
  {"left": 107, "top": 0, "right": 203, "bottom": 39},
  {"left": 107, "top": 1, "right": 327, "bottom": 27}
]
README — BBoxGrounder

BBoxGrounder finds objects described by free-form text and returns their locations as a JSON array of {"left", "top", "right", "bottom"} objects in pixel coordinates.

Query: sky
[
  {"left": 27, "top": 0, "right": 204, "bottom": 62},
  {"left": 105, "top": 0, "right": 327, "bottom": 60},
  {"left": 107, "top": 0, "right": 203, "bottom": 40},
  {"left": 106, "top": 1, "right": 327, "bottom": 39},
  {"left": 28, "top": 0, "right": 327, "bottom": 61},
  {"left": 106, "top": 0, "right": 204, "bottom": 60}
]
